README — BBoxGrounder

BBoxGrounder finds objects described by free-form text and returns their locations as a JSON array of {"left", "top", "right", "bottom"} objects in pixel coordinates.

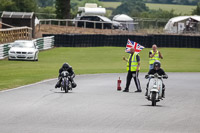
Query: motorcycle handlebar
[{"left": 145, "top": 74, "right": 168, "bottom": 79}]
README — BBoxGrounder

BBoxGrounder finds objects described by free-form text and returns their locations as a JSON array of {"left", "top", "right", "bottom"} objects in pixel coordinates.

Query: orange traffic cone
[{"left": 117, "top": 77, "right": 121, "bottom": 91}]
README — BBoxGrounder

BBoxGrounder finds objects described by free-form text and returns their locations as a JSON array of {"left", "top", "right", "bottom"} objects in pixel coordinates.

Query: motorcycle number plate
[{"left": 17, "top": 55, "right": 25, "bottom": 57}]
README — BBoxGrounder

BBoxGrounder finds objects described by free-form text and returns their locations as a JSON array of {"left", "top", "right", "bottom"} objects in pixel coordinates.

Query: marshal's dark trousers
[{"left": 124, "top": 70, "right": 141, "bottom": 91}]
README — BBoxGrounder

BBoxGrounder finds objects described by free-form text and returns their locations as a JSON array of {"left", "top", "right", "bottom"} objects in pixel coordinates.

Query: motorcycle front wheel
[
  {"left": 63, "top": 79, "right": 68, "bottom": 93},
  {"left": 151, "top": 92, "right": 157, "bottom": 106}
]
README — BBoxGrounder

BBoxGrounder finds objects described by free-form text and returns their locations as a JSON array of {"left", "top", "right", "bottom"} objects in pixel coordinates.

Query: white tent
[
  {"left": 113, "top": 14, "right": 133, "bottom": 22},
  {"left": 113, "top": 14, "right": 134, "bottom": 31},
  {"left": 164, "top": 15, "right": 200, "bottom": 33}
]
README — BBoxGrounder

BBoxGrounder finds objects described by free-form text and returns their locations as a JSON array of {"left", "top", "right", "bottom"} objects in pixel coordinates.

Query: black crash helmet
[
  {"left": 62, "top": 63, "right": 69, "bottom": 70},
  {"left": 153, "top": 61, "right": 161, "bottom": 68}
]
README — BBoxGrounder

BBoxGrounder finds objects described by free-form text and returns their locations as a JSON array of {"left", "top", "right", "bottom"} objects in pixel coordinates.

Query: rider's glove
[
  {"left": 145, "top": 75, "right": 149, "bottom": 79},
  {"left": 163, "top": 75, "right": 168, "bottom": 79}
]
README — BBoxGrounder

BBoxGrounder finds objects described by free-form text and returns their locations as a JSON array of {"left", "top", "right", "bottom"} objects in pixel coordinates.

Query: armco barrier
[
  {"left": 0, "top": 36, "right": 54, "bottom": 60},
  {"left": 43, "top": 34, "right": 200, "bottom": 48}
]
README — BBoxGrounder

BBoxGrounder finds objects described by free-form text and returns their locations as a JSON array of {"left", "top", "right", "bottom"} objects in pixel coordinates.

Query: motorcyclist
[
  {"left": 145, "top": 61, "right": 168, "bottom": 98},
  {"left": 55, "top": 63, "right": 77, "bottom": 88}
]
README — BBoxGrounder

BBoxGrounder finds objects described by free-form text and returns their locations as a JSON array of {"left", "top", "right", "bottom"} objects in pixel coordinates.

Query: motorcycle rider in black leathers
[
  {"left": 145, "top": 61, "right": 168, "bottom": 98},
  {"left": 55, "top": 63, "right": 77, "bottom": 88}
]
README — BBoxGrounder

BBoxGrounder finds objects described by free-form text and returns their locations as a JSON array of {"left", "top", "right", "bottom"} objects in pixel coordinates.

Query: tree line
[
  {"left": 113, "top": 0, "right": 200, "bottom": 18},
  {"left": 100, "top": 0, "right": 200, "bottom": 5},
  {"left": 146, "top": 0, "right": 200, "bottom": 5},
  {"left": 1, "top": 0, "right": 200, "bottom": 19}
]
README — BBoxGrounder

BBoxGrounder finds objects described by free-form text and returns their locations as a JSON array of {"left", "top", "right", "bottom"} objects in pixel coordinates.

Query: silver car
[{"left": 8, "top": 40, "right": 39, "bottom": 61}]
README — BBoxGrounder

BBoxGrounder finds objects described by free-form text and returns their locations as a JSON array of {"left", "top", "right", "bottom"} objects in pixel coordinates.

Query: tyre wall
[{"left": 43, "top": 34, "right": 200, "bottom": 48}]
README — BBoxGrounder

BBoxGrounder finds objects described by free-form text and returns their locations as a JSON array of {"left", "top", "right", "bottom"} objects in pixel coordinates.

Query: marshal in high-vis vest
[
  {"left": 149, "top": 44, "right": 163, "bottom": 70},
  {"left": 123, "top": 47, "right": 142, "bottom": 92}
]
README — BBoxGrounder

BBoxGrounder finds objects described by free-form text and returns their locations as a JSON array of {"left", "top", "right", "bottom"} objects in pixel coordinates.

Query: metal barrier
[
  {"left": 0, "top": 26, "right": 32, "bottom": 44},
  {"left": 0, "top": 36, "right": 54, "bottom": 60}
]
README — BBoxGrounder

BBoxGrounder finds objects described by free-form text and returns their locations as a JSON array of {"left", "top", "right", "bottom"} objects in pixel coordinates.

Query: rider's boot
[
  {"left": 55, "top": 83, "right": 59, "bottom": 88},
  {"left": 145, "top": 90, "right": 148, "bottom": 96},
  {"left": 72, "top": 81, "right": 77, "bottom": 88},
  {"left": 145, "top": 83, "right": 149, "bottom": 96},
  {"left": 69, "top": 77, "right": 77, "bottom": 88},
  {"left": 55, "top": 79, "right": 61, "bottom": 88},
  {"left": 162, "top": 89, "right": 165, "bottom": 98}
]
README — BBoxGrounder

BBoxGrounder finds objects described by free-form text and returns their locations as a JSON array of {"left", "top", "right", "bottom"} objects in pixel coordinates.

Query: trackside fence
[
  {"left": 0, "top": 36, "right": 54, "bottom": 60},
  {"left": 43, "top": 34, "right": 200, "bottom": 48},
  {"left": 0, "top": 26, "right": 32, "bottom": 44}
]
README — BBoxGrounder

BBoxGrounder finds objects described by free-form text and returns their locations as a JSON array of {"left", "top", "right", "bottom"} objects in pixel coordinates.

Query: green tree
[
  {"left": 145, "top": 0, "right": 198, "bottom": 5},
  {"left": 0, "top": 0, "right": 37, "bottom": 12},
  {"left": 0, "top": 0, "right": 17, "bottom": 11},
  {"left": 112, "top": 0, "right": 149, "bottom": 16},
  {"left": 141, "top": 9, "right": 179, "bottom": 18},
  {"left": 37, "top": 6, "right": 56, "bottom": 19},
  {"left": 14, "top": 0, "right": 37, "bottom": 12},
  {"left": 55, "top": 0, "right": 71, "bottom": 19},
  {"left": 37, "top": 0, "right": 55, "bottom": 7},
  {"left": 192, "top": 2, "right": 200, "bottom": 15}
]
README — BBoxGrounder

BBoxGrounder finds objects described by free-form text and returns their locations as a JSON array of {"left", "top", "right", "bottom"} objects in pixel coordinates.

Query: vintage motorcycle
[
  {"left": 60, "top": 71, "right": 72, "bottom": 93},
  {"left": 145, "top": 73, "right": 168, "bottom": 106}
]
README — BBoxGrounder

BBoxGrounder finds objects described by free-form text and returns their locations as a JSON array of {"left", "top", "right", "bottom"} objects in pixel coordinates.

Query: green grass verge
[
  {"left": 146, "top": 3, "right": 196, "bottom": 15},
  {"left": 101, "top": 2, "right": 121, "bottom": 9},
  {"left": 101, "top": 1, "right": 122, "bottom": 17},
  {"left": 0, "top": 47, "right": 200, "bottom": 91},
  {"left": 100, "top": 2, "right": 195, "bottom": 16}
]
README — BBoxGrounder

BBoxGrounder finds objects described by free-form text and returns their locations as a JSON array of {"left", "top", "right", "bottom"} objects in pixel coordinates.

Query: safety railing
[
  {"left": 39, "top": 19, "right": 139, "bottom": 31},
  {"left": 0, "top": 26, "right": 32, "bottom": 44}
]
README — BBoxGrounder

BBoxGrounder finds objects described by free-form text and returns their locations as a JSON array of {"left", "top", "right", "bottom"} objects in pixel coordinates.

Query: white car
[{"left": 8, "top": 40, "right": 39, "bottom": 61}]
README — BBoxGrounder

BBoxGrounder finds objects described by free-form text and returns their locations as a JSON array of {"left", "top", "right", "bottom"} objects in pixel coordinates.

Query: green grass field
[
  {"left": 101, "top": 2, "right": 121, "bottom": 17},
  {"left": 101, "top": 2, "right": 121, "bottom": 8},
  {"left": 0, "top": 47, "right": 200, "bottom": 91},
  {"left": 100, "top": 2, "right": 196, "bottom": 16},
  {"left": 146, "top": 3, "right": 196, "bottom": 15}
]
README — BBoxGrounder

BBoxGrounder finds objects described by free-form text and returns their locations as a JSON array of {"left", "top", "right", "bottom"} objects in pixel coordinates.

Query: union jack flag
[{"left": 125, "top": 39, "right": 145, "bottom": 54}]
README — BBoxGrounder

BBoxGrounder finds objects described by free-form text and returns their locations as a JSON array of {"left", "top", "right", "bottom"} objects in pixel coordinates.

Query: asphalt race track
[{"left": 0, "top": 73, "right": 200, "bottom": 133}]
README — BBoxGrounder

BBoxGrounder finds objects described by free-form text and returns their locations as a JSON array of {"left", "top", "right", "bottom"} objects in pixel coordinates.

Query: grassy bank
[
  {"left": 101, "top": 2, "right": 121, "bottom": 8},
  {"left": 0, "top": 47, "right": 200, "bottom": 90},
  {"left": 100, "top": 2, "right": 195, "bottom": 16},
  {"left": 146, "top": 3, "right": 195, "bottom": 15}
]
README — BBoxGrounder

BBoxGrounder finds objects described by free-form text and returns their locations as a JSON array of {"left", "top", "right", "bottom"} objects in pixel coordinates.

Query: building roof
[{"left": 1, "top": 11, "right": 34, "bottom": 19}]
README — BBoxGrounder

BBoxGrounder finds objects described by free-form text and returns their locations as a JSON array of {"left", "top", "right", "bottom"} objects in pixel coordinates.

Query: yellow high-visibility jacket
[{"left": 127, "top": 53, "right": 140, "bottom": 71}]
